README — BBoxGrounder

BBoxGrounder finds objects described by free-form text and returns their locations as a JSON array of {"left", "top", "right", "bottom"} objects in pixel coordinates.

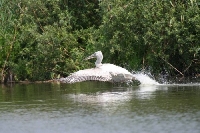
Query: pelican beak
[{"left": 85, "top": 53, "right": 96, "bottom": 60}]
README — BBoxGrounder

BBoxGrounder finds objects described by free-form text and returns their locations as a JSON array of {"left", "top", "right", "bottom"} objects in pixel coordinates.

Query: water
[
  {"left": 133, "top": 73, "right": 159, "bottom": 85},
  {"left": 0, "top": 82, "right": 200, "bottom": 133}
]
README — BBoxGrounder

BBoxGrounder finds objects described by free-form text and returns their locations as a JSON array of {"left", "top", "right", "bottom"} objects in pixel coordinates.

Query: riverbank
[{"left": 2, "top": 75, "right": 200, "bottom": 85}]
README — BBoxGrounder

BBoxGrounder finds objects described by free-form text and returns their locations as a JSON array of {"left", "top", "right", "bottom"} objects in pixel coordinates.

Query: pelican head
[{"left": 85, "top": 51, "right": 103, "bottom": 68}]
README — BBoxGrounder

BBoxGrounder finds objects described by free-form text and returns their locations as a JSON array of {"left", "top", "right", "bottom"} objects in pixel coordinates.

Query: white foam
[{"left": 133, "top": 73, "right": 159, "bottom": 85}]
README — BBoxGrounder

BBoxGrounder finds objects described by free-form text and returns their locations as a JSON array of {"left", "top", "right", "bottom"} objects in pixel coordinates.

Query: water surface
[{"left": 0, "top": 82, "right": 200, "bottom": 133}]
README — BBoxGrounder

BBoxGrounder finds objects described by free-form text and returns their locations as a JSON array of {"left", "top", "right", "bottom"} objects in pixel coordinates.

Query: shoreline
[{"left": 1, "top": 76, "right": 200, "bottom": 85}]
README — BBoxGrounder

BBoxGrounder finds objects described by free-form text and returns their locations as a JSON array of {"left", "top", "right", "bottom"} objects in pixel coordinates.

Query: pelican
[{"left": 59, "top": 51, "right": 135, "bottom": 83}]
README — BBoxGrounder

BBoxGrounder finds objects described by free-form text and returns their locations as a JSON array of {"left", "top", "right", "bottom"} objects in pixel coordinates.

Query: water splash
[{"left": 132, "top": 73, "right": 160, "bottom": 85}]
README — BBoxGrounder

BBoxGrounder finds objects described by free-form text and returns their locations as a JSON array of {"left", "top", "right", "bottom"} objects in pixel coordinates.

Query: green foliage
[
  {"left": 0, "top": 0, "right": 199, "bottom": 82},
  {"left": 0, "top": 0, "right": 100, "bottom": 81},
  {"left": 67, "top": 0, "right": 102, "bottom": 29},
  {"left": 97, "top": 0, "right": 146, "bottom": 69},
  {"left": 97, "top": 0, "right": 200, "bottom": 76},
  {"left": 0, "top": 0, "right": 20, "bottom": 81}
]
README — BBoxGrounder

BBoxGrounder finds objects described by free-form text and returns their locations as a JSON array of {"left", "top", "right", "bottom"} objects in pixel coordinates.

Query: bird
[{"left": 59, "top": 51, "right": 135, "bottom": 83}]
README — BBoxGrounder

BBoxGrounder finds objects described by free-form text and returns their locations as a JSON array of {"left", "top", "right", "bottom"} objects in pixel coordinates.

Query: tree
[
  {"left": 0, "top": 0, "right": 20, "bottom": 82},
  {"left": 0, "top": 0, "right": 101, "bottom": 81},
  {"left": 96, "top": 0, "right": 200, "bottom": 77}
]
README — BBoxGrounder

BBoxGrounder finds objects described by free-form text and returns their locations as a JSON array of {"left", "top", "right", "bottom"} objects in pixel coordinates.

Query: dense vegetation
[{"left": 0, "top": 0, "right": 199, "bottom": 82}]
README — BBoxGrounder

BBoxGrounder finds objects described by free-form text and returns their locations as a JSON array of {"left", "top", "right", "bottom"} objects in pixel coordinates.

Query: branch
[
  {"left": 160, "top": 57, "right": 184, "bottom": 76},
  {"left": 151, "top": 49, "right": 184, "bottom": 76},
  {"left": 183, "top": 61, "right": 193, "bottom": 73}
]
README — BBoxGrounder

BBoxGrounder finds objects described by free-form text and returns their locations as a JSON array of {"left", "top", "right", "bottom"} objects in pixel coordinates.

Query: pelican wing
[
  {"left": 59, "top": 64, "right": 135, "bottom": 84},
  {"left": 100, "top": 64, "right": 134, "bottom": 82},
  {"left": 60, "top": 68, "right": 112, "bottom": 83}
]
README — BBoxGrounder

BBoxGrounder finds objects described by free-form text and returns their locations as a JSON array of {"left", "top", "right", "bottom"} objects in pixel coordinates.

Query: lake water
[{"left": 0, "top": 82, "right": 200, "bottom": 133}]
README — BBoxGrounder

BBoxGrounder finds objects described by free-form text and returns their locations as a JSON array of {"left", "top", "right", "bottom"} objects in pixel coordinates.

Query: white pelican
[{"left": 59, "top": 51, "right": 135, "bottom": 83}]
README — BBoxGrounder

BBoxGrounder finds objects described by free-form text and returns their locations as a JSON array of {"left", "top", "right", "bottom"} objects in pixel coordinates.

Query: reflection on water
[
  {"left": 66, "top": 88, "right": 132, "bottom": 104},
  {"left": 0, "top": 82, "right": 200, "bottom": 133}
]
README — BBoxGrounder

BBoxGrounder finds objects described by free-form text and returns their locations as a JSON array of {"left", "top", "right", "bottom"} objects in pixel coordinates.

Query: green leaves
[
  {"left": 97, "top": 0, "right": 200, "bottom": 76},
  {"left": 0, "top": 0, "right": 199, "bottom": 82},
  {"left": 0, "top": 0, "right": 101, "bottom": 81}
]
